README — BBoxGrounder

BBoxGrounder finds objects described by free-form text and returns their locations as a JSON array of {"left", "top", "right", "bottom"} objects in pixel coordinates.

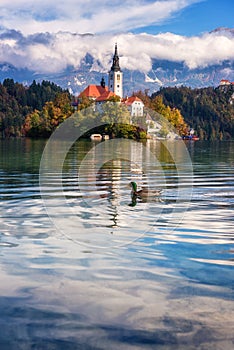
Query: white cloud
[
  {"left": 0, "top": 0, "right": 202, "bottom": 35},
  {"left": 0, "top": 30, "right": 234, "bottom": 74},
  {"left": 3, "top": 0, "right": 223, "bottom": 75}
]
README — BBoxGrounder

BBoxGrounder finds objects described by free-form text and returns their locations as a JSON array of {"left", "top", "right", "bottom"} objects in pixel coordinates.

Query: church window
[{"left": 117, "top": 74, "right": 120, "bottom": 81}]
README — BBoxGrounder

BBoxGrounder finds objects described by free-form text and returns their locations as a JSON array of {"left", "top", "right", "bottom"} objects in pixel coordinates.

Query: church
[{"left": 78, "top": 44, "right": 144, "bottom": 117}]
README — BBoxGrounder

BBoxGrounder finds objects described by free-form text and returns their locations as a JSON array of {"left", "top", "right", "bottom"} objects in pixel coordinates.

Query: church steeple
[
  {"left": 108, "top": 43, "right": 123, "bottom": 99},
  {"left": 100, "top": 77, "right": 105, "bottom": 88},
  {"left": 111, "top": 43, "right": 121, "bottom": 72}
]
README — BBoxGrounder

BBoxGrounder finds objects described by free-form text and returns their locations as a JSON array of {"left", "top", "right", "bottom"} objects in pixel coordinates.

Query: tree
[
  {"left": 77, "top": 94, "right": 93, "bottom": 110},
  {"left": 153, "top": 86, "right": 234, "bottom": 140}
]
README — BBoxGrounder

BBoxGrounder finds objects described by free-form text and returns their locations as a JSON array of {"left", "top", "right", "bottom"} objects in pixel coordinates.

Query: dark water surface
[{"left": 0, "top": 138, "right": 233, "bottom": 350}]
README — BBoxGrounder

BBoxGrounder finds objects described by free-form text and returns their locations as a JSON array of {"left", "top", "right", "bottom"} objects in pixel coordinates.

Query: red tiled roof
[
  {"left": 219, "top": 79, "right": 234, "bottom": 85},
  {"left": 96, "top": 91, "right": 116, "bottom": 102},
  {"left": 124, "top": 96, "right": 143, "bottom": 106},
  {"left": 78, "top": 84, "right": 108, "bottom": 99}
]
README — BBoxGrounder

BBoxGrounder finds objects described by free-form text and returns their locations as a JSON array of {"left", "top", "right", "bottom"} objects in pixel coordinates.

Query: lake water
[{"left": 0, "top": 138, "right": 233, "bottom": 350}]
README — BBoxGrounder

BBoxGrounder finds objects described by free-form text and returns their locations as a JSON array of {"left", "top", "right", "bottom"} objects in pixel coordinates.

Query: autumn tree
[{"left": 23, "top": 92, "right": 74, "bottom": 137}]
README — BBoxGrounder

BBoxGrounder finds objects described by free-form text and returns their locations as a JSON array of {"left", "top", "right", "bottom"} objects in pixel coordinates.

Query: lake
[{"left": 0, "top": 138, "right": 233, "bottom": 350}]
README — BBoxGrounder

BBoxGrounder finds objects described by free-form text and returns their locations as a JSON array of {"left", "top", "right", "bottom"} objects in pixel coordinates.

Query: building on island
[
  {"left": 124, "top": 96, "right": 144, "bottom": 117},
  {"left": 108, "top": 43, "right": 123, "bottom": 99},
  {"left": 78, "top": 81, "right": 108, "bottom": 101},
  {"left": 77, "top": 44, "right": 144, "bottom": 117},
  {"left": 78, "top": 44, "right": 124, "bottom": 103}
]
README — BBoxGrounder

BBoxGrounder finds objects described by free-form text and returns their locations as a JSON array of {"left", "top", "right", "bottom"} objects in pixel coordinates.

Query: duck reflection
[{"left": 129, "top": 193, "right": 137, "bottom": 207}]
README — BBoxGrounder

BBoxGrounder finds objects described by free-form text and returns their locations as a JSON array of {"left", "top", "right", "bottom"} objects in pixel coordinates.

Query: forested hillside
[
  {"left": 0, "top": 79, "right": 73, "bottom": 137},
  {"left": 152, "top": 86, "right": 234, "bottom": 140},
  {"left": 0, "top": 79, "right": 233, "bottom": 140}
]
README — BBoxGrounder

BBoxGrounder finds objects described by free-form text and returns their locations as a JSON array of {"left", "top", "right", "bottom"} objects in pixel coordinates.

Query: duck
[{"left": 129, "top": 181, "right": 162, "bottom": 198}]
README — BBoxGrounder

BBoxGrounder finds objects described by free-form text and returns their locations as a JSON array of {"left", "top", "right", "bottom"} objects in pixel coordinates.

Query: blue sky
[
  {"left": 0, "top": 0, "right": 233, "bottom": 74},
  {"left": 138, "top": 0, "right": 234, "bottom": 36}
]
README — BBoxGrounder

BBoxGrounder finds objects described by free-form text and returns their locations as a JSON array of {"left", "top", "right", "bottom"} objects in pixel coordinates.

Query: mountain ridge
[
  {"left": 1, "top": 58, "right": 233, "bottom": 96},
  {"left": 0, "top": 27, "right": 234, "bottom": 95}
]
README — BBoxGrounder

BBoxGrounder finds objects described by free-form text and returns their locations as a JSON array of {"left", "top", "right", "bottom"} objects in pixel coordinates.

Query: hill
[
  {"left": 152, "top": 85, "right": 234, "bottom": 140},
  {"left": 0, "top": 79, "right": 72, "bottom": 137},
  {"left": 0, "top": 79, "right": 233, "bottom": 140}
]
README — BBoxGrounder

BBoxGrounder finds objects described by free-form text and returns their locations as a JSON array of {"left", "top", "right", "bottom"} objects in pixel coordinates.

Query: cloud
[
  {"left": 3, "top": 0, "right": 222, "bottom": 74},
  {"left": 0, "top": 0, "right": 202, "bottom": 35},
  {"left": 0, "top": 29, "right": 234, "bottom": 74}
]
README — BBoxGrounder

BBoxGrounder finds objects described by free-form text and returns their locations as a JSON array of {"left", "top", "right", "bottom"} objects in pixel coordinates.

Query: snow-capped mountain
[
  {"left": 1, "top": 57, "right": 233, "bottom": 96},
  {"left": 0, "top": 27, "right": 234, "bottom": 95},
  {"left": 1, "top": 61, "right": 232, "bottom": 96}
]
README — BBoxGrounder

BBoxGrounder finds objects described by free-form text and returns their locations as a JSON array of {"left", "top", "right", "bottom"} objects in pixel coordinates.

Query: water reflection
[
  {"left": 0, "top": 139, "right": 233, "bottom": 349},
  {"left": 96, "top": 159, "right": 124, "bottom": 228}
]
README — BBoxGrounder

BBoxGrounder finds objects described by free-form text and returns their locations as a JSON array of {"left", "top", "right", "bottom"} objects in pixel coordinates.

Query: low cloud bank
[{"left": 0, "top": 29, "right": 234, "bottom": 74}]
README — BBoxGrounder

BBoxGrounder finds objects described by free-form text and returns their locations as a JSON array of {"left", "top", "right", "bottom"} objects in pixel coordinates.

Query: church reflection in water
[{"left": 76, "top": 140, "right": 145, "bottom": 227}]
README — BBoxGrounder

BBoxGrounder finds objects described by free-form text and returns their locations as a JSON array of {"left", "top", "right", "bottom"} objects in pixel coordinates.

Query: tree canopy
[
  {"left": 0, "top": 79, "right": 233, "bottom": 140},
  {"left": 152, "top": 85, "right": 234, "bottom": 140},
  {"left": 0, "top": 79, "right": 73, "bottom": 137}
]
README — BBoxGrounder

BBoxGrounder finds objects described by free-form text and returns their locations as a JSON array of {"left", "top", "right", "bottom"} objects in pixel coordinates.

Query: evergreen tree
[{"left": 0, "top": 79, "right": 73, "bottom": 138}]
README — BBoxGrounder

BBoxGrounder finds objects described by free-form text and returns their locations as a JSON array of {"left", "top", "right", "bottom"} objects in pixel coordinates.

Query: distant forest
[
  {"left": 0, "top": 78, "right": 233, "bottom": 140},
  {"left": 153, "top": 85, "right": 234, "bottom": 140}
]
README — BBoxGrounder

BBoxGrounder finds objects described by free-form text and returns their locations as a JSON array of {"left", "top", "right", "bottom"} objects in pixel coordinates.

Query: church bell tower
[{"left": 108, "top": 44, "right": 123, "bottom": 99}]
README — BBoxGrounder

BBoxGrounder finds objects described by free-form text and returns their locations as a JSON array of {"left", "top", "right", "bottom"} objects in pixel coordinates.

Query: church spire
[
  {"left": 111, "top": 43, "right": 121, "bottom": 72},
  {"left": 108, "top": 43, "right": 123, "bottom": 99},
  {"left": 100, "top": 77, "right": 105, "bottom": 88}
]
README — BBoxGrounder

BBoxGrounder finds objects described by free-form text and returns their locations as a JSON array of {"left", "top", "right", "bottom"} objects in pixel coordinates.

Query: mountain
[
  {"left": 0, "top": 27, "right": 234, "bottom": 95},
  {"left": 1, "top": 58, "right": 233, "bottom": 97}
]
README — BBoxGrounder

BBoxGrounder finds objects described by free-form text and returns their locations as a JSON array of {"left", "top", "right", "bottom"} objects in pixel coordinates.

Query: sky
[
  {"left": 136, "top": 0, "right": 234, "bottom": 36},
  {"left": 0, "top": 0, "right": 233, "bottom": 74}
]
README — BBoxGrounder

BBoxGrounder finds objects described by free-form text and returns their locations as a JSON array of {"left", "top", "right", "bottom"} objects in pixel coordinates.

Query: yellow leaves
[
  {"left": 133, "top": 91, "right": 188, "bottom": 136},
  {"left": 151, "top": 94, "right": 188, "bottom": 135},
  {"left": 24, "top": 92, "right": 74, "bottom": 137},
  {"left": 77, "top": 94, "right": 93, "bottom": 111}
]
